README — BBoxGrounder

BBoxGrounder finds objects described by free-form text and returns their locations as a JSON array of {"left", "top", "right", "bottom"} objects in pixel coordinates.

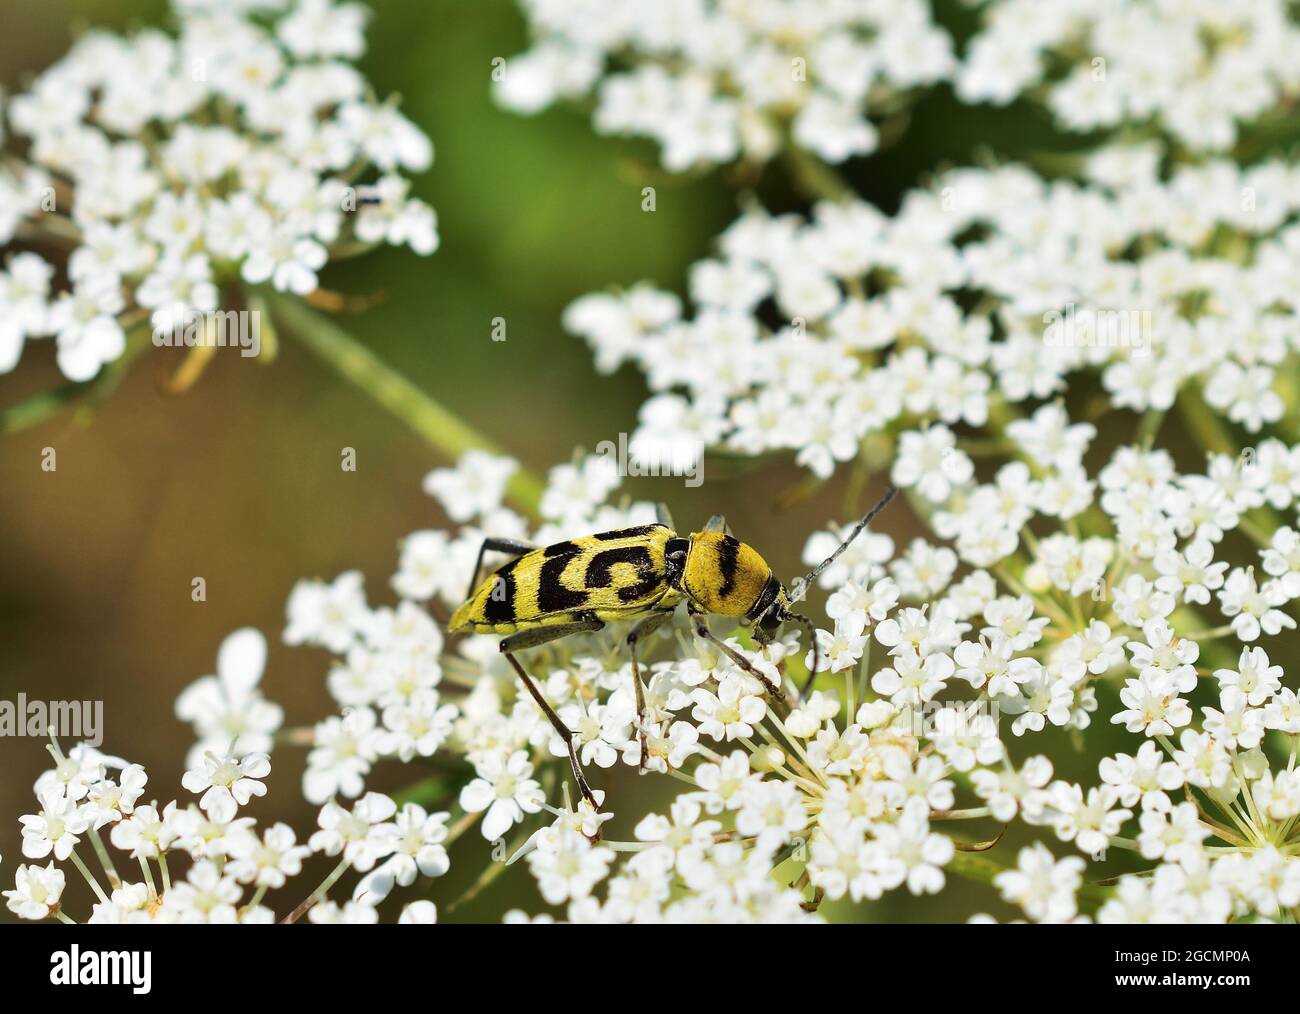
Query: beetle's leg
[
  {"left": 688, "top": 608, "right": 783, "bottom": 699},
  {"left": 655, "top": 502, "right": 677, "bottom": 530},
  {"left": 500, "top": 618, "right": 603, "bottom": 652},
  {"left": 503, "top": 653, "right": 599, "bottom": 810},
  {"left": 500, "top": 619, "right": 604, "bottom": 813},
  {"left": 466, "top": 536, "right": 537, "bottom": 600},
  {"left": 701, "top": 514, "right": 729, "bottom": 534},
  {"left": 786, "top": 611, "right": 820, "bottom": 700},
  {"left": 626, "top": 611, "right": 672, "bottom": 773}
]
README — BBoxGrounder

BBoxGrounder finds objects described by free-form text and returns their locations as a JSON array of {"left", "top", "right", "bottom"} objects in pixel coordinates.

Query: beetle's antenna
[{"left": 787, "top": 484, "right": 898, "bottom": 606}]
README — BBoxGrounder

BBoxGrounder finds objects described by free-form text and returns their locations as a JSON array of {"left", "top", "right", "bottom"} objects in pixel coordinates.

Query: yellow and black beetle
[{"left": 449, "top": 486, "right": 897, "bottom": 808}]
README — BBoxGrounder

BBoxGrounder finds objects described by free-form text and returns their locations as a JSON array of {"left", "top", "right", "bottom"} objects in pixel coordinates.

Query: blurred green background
[{"left": 0, "top": 0, "right": 1157, "bottom": 922}]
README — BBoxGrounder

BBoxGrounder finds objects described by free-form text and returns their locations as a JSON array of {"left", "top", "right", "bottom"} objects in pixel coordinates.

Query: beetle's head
[{"left": 749, "top": 588, "right": 817, "bottom": 693}]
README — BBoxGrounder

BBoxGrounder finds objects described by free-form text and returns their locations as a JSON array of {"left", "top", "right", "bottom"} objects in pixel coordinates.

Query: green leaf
[{"left": 392, "top": 774, "right": 454, "bottom": 808}]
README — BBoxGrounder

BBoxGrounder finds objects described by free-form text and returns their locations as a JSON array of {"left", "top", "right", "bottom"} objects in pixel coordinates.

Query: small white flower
[
  {"left": 181, "top": 751, "right": 270, "bottom": 824},
  {"left": 225, "top": 822, "right": 311, "bottom": 889},
  {"left": 422, "top": 451, "right": 517, "bottom": 523},
  {"left": 690, "top": 674, "right": 767, "bottom": 742},
  {"left": 892, "top": 427, "right": 974, "bottom": 504},
  {"left": 308, "top": 899, "right": 379, "bottom": 924},
  {"left": 19, "top": 788, "right": 88, "bottom": 861},
  {"left": 458, "top": 750, "right": 546, "bottom": 841},
  {"left": 5, "top": 862, "right": 66, "bottom": 920},
  {"left": 398, "top": 900, "right": 438, "bottom": 924},
  {"left": 526, "top": 826, "right": 616, "bottom": 905},
  {"left": 995, "top": 843, "right": 1085, "bottom": 923},
  {"left": 309, "top": 792, "right": 399, "bottom": 873},
  {"left": 175, "top": 627, "right": 283, "bottom": 769}
]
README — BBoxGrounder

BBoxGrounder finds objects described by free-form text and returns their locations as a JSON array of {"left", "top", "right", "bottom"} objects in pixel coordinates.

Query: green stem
[
  {"left": 931, "top": 807, "right": 992, "bottom": 821},
  {"left": 70, "top": 848, "right": 109, "bottom": 905},
  {"left": 782, "top": 147, "right": 855, "bottom": 204},
  {"left": 281, "top": 854, "right": 351, "bottom": 924},
  {"left": 446, "top": 825, "right": 532, "bottom": 914},
  {"left": 241, "top": 884, "right": 268, "bottom": 916},
  {"left": 138, "top": 856, "right": 157, "bottom": 898},
  {"left": 0, "top": 381, "right": 88, "bottom": 434},
  {"left": 1, "top": 325, "right": 152, "bottom": 435},
  {"left": 87, "top": 828, "right": 122, "bottom": 890},
  {"left": 1176, "top": 389, "right": 1287, "bottom": 547},
  {"left": 266, "top": 292, "right": 545, "bottom": 515},
  {"left": 1137, "top": 407, "right": 1166, "bottom": 448},
  {"left": 445, "top": 808, "right": 482, "bottom": 847},
  {"left": 1175, "top": 388, "right": 1236, "bottom": 456},
  {"left": 1182, "top": 624, "right": 1234, "bottom": 641}
]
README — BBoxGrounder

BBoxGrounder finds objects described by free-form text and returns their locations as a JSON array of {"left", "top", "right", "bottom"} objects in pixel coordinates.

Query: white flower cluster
[
  {"left": 5, "top": 726, "right": 448, "bottom": 923},
  {"left": 284, "top": 582, "right": 460, "bottom": 805},
  {"left": 239, "top": 439, "right": 1300, "bottom": 921},
  {"left": 499, "top": 0, "right": 1300, "bottom": 170},
  {"left": 494, "top": 0, "right": 953, "bottom": 169},
  {"left": 567, "top": 150, "right": 1300, "bottom": 489},
  {"left": 958, "top": 0, "right": 1300, "bottom": 151},
  {"left": 16, "top": 432, "right": 1300, "bottom": 921},
  {"left": 0, "top": 0, "right": 435, "bottom": 382},
  {"left": 546, "top": 144, "right": 1300, "bottom": 922},
  {"left": 280, "top": 452, "right": 962, "bottom": 921}
]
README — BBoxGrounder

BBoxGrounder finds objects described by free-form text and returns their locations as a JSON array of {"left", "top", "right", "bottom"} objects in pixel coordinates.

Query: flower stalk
[{"left": 266, "top": 292, "right": 545, "bottom": 515}]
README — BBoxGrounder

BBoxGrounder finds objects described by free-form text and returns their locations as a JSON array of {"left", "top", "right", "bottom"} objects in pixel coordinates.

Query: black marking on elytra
[
  {"left": 593, "top": 525, "right": 660, "bottom": 540},
  {"left": 586, "top": 545, "right": 661, "bottom": 603},
  {"left": 746, "top": 573, "right": 782, "bottom": 621},
  {"left": 716, "top": 535, "right": 741, "bottom": 599},
  {"left": 537, "top": 553, "right": 589, "bottom": 612},
  {"left": 543, "top": 540, "right": 581, "bottom": 558},
  {"left": 483, "top": 560, "right": 518, "bottom": 623}
]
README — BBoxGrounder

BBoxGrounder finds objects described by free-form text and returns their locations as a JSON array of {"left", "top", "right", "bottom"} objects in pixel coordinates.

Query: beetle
[{"left": 448, "top": 485, "right": 897, "bottom": 809}]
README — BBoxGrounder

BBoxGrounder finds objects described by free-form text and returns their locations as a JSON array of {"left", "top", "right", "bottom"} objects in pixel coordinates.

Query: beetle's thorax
[{"left": 677, "top": 531, "right": 775, "bottom": 618}]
